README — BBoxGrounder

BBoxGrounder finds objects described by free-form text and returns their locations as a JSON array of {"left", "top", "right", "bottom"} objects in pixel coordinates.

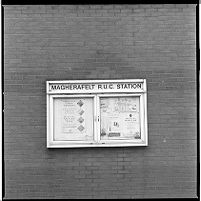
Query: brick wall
[{"left": 4, "top": 4, "right": 197, "bottom": 199}]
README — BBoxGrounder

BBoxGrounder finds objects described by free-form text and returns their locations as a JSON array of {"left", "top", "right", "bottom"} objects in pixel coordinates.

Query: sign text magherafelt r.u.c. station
[{"left": 47, "top": 80, "right": 146, "bottom": 94}]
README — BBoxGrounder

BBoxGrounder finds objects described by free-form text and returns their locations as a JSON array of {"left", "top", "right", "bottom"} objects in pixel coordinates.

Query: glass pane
[
  {"left": 100, "top": 96, "right": 141, "bottom": 140},
  {"left": 53, "top": 97, "right": 94, "bottom": 141}
]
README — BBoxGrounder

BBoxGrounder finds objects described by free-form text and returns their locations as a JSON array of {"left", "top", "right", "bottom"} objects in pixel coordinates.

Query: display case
[{"left": 46, "top": 79, "right": 148, "bottom": 148}]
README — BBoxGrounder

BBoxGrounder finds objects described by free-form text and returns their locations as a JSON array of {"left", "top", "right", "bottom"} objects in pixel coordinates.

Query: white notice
[
  {"left": 62, "top": 99, "right": 86, "bottom": 134},
  {"left": 54, "top": 98, "right": 94, "bottom": 141},
  {"left": 100, "top": 97, "right": 141, "bottom": 140}
]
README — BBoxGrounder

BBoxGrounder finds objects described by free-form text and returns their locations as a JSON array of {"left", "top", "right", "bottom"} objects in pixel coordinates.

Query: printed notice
[
  {"left": 100, "top": 97, "right": 141, "bottom": 140},
  {"left": 54, "top": 98, "right": 94, "bottom": 141},
  {"left": 62, "top": 99, "right": 86, "bottom": 135}
]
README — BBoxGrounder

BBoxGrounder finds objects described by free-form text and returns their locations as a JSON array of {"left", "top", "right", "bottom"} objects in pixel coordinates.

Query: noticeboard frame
[{"left": 46, "top": 79, "right": 148, "bottom": 148}]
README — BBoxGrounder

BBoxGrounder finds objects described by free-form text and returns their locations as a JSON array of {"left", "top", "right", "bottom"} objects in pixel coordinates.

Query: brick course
[{"left": 4, "top": 4, "right": 197, "bottom": 199}]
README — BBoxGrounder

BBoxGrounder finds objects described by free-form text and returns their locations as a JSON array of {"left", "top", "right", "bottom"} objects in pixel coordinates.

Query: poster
[
  {"left": 62, "top": 99, "right": 86, "bottom": 135},
  {"left": 53, "top": 98, "right": 93, "bottom": 141},
  {"left": 100, "top": 97, "right": 141, "bottom": 140}
]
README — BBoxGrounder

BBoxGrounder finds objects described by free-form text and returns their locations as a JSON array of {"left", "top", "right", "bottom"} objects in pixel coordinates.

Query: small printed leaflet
[
  {"left": 61, "top": 99, "right": 86, "bottom": 135},
  {"left": 100, "top": 97, "right": 141, "bottom": 140},
  {"left": 53, "top": 98, "right": 94, "bottom": 141}
]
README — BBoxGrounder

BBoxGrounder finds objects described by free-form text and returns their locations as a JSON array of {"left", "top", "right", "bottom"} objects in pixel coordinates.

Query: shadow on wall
[
  {"left": 46, "top": 49, "right": 144, "bottom": 81},
  {"left": 82, "top": 49, "right": 129, "bottom": 79},
  {"left": 46, "top": 49, "right": 131, "bottom": 80}
]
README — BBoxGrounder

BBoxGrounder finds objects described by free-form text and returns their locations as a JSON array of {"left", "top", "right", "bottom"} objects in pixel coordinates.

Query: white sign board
[
  {"left": 46, "top": 79, "right": 148, "bottom": 148},
  {"left": 47, "top": 79, "right": 146, "bottom": 94}
]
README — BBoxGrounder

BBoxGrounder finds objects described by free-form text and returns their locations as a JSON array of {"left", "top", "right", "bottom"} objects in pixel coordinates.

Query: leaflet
[
  {"left": 62, "top": 99, "right": 86, "bottom": 135},
  {"left": 53, "top": 98, "right": 94, "bottom": 141},
  {"left": 100, "top": 97, "right": 141, "bottom": 140}
]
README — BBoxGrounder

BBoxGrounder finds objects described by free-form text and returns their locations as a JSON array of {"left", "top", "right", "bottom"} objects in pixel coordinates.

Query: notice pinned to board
[
  {"left": 53, "top": 98, "right": 94, "bottom": 141},
  {"left": 100, "top": 97, "right": 141, "bottom": 140},
  {"left": 62, "top": 99, "right": 86, "bottom": 135}
]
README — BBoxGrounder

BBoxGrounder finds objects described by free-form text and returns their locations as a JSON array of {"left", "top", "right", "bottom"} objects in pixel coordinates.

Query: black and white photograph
[{"left": 1, "top": 2, "right": 199, "bottom": 199}]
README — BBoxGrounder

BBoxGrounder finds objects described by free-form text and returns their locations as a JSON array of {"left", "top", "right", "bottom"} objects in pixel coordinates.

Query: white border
[
  {"left": 47, "top": 94, "right": 96, "bottom": 148},
  {"left": 47, "top": 79, "right": 146, "bottom": 94},
  {"left": 46, "top": 79, "right": 148, "bottom": 148},
  {"left": 97, "top": 93, "right": 147, "bottom": 145},
  {"left": 0, "top": 5, "right": 2, "bottom": 200},
  {"left": 47, "top": 79, "right": 144, "bottom": 84}
]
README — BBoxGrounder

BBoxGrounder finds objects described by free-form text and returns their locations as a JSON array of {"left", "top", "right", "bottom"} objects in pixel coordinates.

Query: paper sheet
[{"left": 100, "top": 97, "right": 141, "bottom": 140}]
